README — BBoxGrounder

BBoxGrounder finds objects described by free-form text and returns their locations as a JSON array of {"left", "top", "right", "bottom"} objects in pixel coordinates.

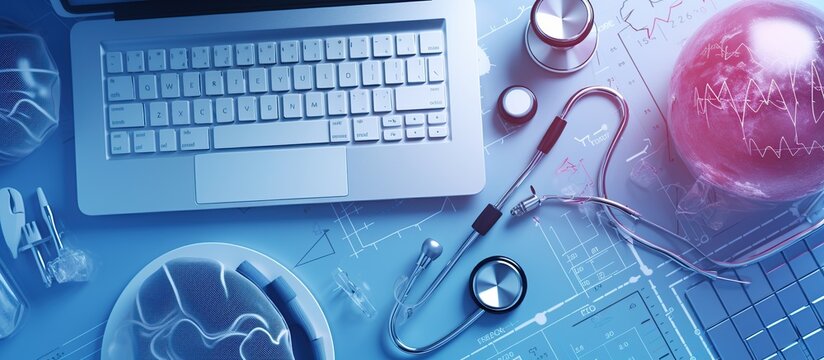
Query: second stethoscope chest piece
[{"left": 526, "top": 0, "right": 598, "bottom": 73}]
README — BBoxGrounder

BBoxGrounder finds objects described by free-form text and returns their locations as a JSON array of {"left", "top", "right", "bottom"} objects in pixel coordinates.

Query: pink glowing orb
[{"left": 668, "top": 0, "right": 824, "bottom": 202}]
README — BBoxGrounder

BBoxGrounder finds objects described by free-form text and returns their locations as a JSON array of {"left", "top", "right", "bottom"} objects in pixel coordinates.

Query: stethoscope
[{"left": 388, "top": 86, "right": 623, "bottom": 354}]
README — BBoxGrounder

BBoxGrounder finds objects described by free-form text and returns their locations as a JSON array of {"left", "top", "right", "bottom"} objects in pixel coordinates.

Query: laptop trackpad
[{"left": 195, "top": 147, "right": 348, "bottom": 204}]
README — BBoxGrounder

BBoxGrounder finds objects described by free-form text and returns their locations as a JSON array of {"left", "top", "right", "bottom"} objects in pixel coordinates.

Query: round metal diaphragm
[
  {"left": 470, "top": 256, "right": 527, "bottom": 313},
  {"left": 498, "top": 86, "right": 537, "bottom": 124}
]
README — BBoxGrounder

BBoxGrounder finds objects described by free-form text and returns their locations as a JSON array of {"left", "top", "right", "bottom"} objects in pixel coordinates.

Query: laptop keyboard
[
  {"left": 686, "top": 234, "right": 824, "bottom": 359},
  {"left": 102, "top": 28, "right": 449, "bottom": 157}
]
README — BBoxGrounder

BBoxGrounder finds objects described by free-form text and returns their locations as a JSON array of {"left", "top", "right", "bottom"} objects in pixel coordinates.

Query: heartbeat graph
[
  {"left": 691, "top": 41, "right": 824, "bottom": 158},
  {"left": 620, "top": 0, "right": 687, "bottom": 38}
]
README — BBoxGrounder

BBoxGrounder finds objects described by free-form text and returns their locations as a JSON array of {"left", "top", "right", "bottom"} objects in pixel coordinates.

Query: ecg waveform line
[
  {"left": 692, "top": 41, "right": 824, "bottom": 158},
  {"left": 620, "top": 0, "right": 686, "bottom": 39}
]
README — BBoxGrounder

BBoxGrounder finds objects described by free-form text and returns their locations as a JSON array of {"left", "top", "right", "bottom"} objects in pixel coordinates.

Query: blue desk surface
[{"left": 2, "top": 0, "right": 823, "bottom": 359}]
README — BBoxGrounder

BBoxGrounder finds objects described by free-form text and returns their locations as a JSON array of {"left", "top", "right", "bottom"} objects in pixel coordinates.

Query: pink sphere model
[{"left": 668, "top": 0, "right": 824, "bottom": 202}]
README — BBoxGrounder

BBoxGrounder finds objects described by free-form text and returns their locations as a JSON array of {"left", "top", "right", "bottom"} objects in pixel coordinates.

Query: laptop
[{"left": 57, "top": 0, "right": 484, "bottom": 215}]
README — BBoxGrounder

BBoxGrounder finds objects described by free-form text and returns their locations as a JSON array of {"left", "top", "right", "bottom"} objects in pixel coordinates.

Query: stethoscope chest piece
[
  {"left": 470, "top": 256, "right": 527, "bottom": 313},
  {"left": 526, "top": 0, "right": 598, "bottom": 73},
  {"left": 498, "top": 86, "right": 538, "bottom": 125}
]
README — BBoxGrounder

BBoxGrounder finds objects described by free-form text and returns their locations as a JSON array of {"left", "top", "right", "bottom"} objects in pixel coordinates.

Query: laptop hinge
[{"left": 113, "top": 0, "right": 422, "bottom": 21}]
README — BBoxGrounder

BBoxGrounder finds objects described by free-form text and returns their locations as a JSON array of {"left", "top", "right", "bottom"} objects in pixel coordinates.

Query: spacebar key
[
  {"left": 213, "top": 121, "right": 330, "bottom": 149},
  {"left": 396, "top": 84, "right": 447, "bottom": 111}
]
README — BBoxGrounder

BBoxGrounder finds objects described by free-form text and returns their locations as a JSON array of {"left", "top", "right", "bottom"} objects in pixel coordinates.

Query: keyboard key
[
  {"left": 160, "top": 73, "right": 180, "bottom": 98},
  {"left": 350, "top": 90, "right": 370, "bottom": 114},
  {"left": 147, "top": 49, "right": 166, "bottom": 71},
  {"left": 777, "top": 283, "right": 808, "bottom": 314},
  {"left": 193, "top": 99, "right": 213, "bottom": 124},
  {"left": 126, "top": 50, "right": 145, "bottom": 72},
  {"left": 354, "top": 117, "right": 380, "bottom": 142},
  {"left": 756, "top": 296, "right": 786, "bottom": 327},
  {"left": 148, "top": 102, "right": 168, "bottom": 127},
  {"left": 708, "top": 320, "right": 753, "bottom": 360},
  {"left": 226, "top": 69, "right": 246, "bottom": 94},
  {"left": 419, "top": 31, "right": 444, "bottom": 54},
  {"left": 806, "top": 235, "right": 824, "bottom": 266},
  {"left": 801, "top": 270, "right": 824, "bottom": 300},
  {"left": 105, "top": 52, "right": 123, "bottom": 73},
  {"left": 362, "top": 60, "right": 383, "bottom": 86},
  {"left": 293, "top": 65, "right": 314, "bottom": 91},
  {"left": 283, "top": 94, "right": 304, "bottom": 119},
  {"left": 271, "top": 67, "right": 291, "bottom": 92},
  {"left": 179, "top": 127, "right": 210, "bottom": 151},
  {"left": 260, "top": 95, "right": 279, "bottom": 120},
  {"left": 804, "top": 328, "right": 824, "bottom": 359},
  {"left": 407, "top": 58, "right": 426, "bottom": 84},
  {"left": 170, "top": 48, "right": 188, "bottom": 70},
  {"left": 137, "top": 75, "right": 158, "bottom": 100},
  {"left": 385, "top": 59, "right": 405, "bottom": 85},
  {"left": 428, "top": 112, "right": 447, "bottom": 125},
  {"left": 428, "top": 56, "right": 445, "bottom": 82},
  {"left": 761, "top": 254, "right": 796, "bottom": 291},
  {"left": 205, "top": 71, "right": 225, "bottom": 96},
  {"left": 737, "top": 265, "right": 773, "bottom": 303},
  {"left": 686, "top": 282, "right": 728, "bottom": 328},
  {"left": 235, "top": 43, "right": 255, "bottom": 66},
  {"left": 783, "top": 242, "right": 818, "bottom": 278},
  {"left": 109, "top": 103, "right": 145, "bottom": 128},
  {"left": 372, "top": 88, "right": 392, "bottom": 113},
  {"left": 192, "top": 46, "right": 210, "bottom": 69},
  {"left": 428, "top": 126, "right": 448, "bottom": 139},
  {"left": 258, "top": 42, "right": 277, "bottom": 64},
  {"left": 712, "top": 274, "right": 750, "bottom": 316},
  {"left": 171, "top": 100, "right": 191, "bottom": 126},
  {"left": 215, "top": 98, "right": 235, "bottom": 123},
  {"left": 405, "top": 113, "right": 425, "bottom": 126},
  {"left": 110, "top": 132, "right": 130, "bottom": 155},
  {"left": 158, "top": 129, "right": 177, "bottom": 152},
  {"left": 396, "top": 84, "right": 446, "bottom": 111},
  {"left": 790, "top": 306, "right": 820, "bottom": 336},
  {"left": 182, "top": 72, "right": 201, "bottom": 97},
  {"left": 767, "top": 318, "right": 797, "bottom": 350},
  {"left": 213, "top": 45, "right": 233, "bottom": 67},
  {"left": 383, "top": 128, "right": 402, "bottom": 141},
  {"left": 327, "top": 91, "right": 348, "bottom": 116},
  {"left": 339, "top": 62, "right": 359, "bottom": 88},
  {"left": 733, "top": 307, "right": 764, "bottom": 338},
  {"left": 349, "top": 36, "right": 370, "bottom": 59},
  {"left": 280, "top": 41, "right": 300, "bottom": 63},
  {"left": 303, "top": 39, "right": 323, "bottom": 62},
  {"left": 373, "top": 34, "right": 394, "bottom": 57},
  {"left": 237, "top": 97, "right": 257, "bottom": 122},
  {"left": 248, "top": 68, "right": 268, "bottom": 93},
  {"left": 746, "top": 330, "right": 777, "bottom": 360},
  {"left": 107, "top": 76, "right": 135, "bottom": 101},
  {"left": 306, "top": 93, "right": 325, "bottom": 118},
  {"left": 326, "top": 37, "right": 346, "bottom": 60},
  {"left": 213, "top": 121, "right": 330, "bottom": 149},
  {"left": 316, "top": 63, "right": 337, "bottom": 89},
  {"left": 406, "top": 127, "right": 425, "bottom": 140},
  {"left": 133, "top": 130, "right": 156, "bottom": 153},
  {"left": 396, "top": 33, "right": 417, "bottom": 56},
  {"left": 781, "top": 343, "right": 806, "bottom": 360},
  {"left": 382, "top": 115, "right": 402, "bottom": 127},
  {"left": 329, "top": 118, "right": 351, "bottom": 143}
]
